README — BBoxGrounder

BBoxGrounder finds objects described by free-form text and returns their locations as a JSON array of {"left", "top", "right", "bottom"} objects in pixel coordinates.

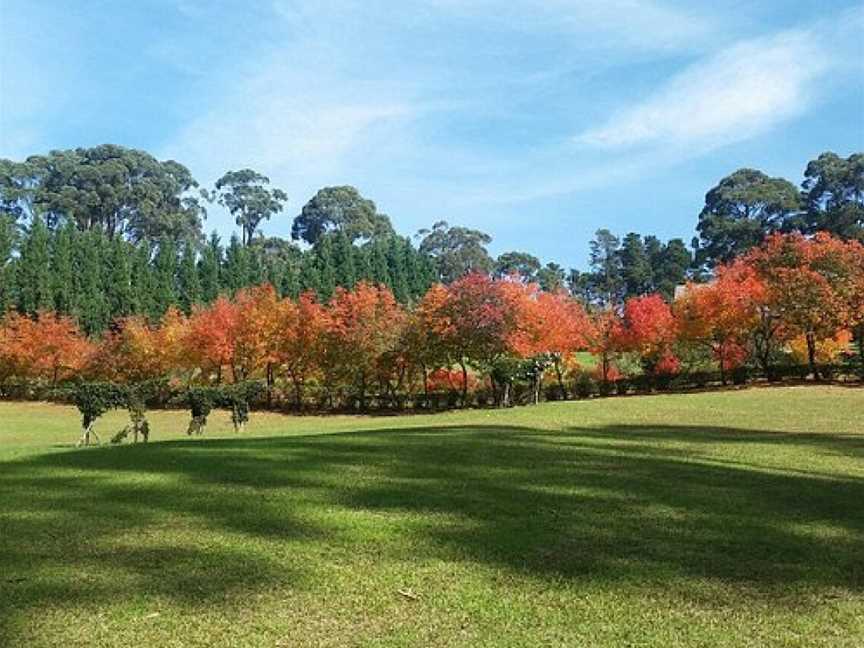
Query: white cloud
[
  {"left": 575, "top": 31, "right": 830, "bottom": 151},
  {"left": 424, "top": 0, "right": 717, "bottom": 53}
]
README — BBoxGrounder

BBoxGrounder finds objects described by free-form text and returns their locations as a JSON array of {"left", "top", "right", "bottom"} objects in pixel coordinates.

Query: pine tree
[
  {"left": 280, "top": 260, "right": 300, "bottom": 299},
  {"left": 105, "top": 236, "right": 135, "bottom": 320},
  {"left": 332, "top": 231, "right": 357, "bottom": 289},
  {"left": 0, "top": 215, "right": 16, "bottom": 314},
  {"left": 353, "top": 245, "right": 373, "bottom": 283},
  {"left": 74, "top": 230, "right": 109, "bottom": 334},
  {"left": 152, "top": 238, "right": 178, "bottom": 317},
  {"left": 245, "top": 245, "right": 265, "bottom": 287},
  {"left": 369, "top": 238, "right": 391, "bottom": 287},
  {"left": 50, "top": 222, "right": 76, "bottom": 314},
  {"left": 313, "top": 235, "right": 336, "bottom": 301},
  {"left": 16, "top": 215, "right": 53, "bottom": 315},
  {"left": 224, "top": 234, "right": 249, "bottom": 294},
  {"left": 415, "top": 252, "right": 436, "bottom": 297},
  {"left": 298, "top": 251, "right": 321, "bottom": 297},
  {"left": 387, "top": 236, "right": 410, "bottom": 303},
  {"left": 131, "top": 241, "right": 156, "bottom": 318},
  {"left": 178, "top": 242, "right": 201, "bottom": 313},
  {"left": 199, "top": 232, "right": 222, "bottom": 303}
]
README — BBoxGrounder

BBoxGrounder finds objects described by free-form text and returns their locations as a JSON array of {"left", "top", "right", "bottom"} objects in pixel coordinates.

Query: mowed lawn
[{"left": 1, "top": 387, "right": 862, "bottom": 647}]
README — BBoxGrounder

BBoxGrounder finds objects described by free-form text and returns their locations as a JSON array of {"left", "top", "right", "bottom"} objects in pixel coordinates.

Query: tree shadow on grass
[{"left": 1, "top": 422, "right": 863, "bottom": 643}]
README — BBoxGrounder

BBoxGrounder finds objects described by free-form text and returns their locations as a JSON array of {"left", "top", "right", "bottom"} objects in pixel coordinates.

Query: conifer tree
[
  {"left": 105, "top": 235, "right": 135, "bottom": 320},
  {"left": 313, "top": 235, "right": 337, "bottom": 301},
  {"left": 368, "top": 238, "right": 391, "bottom": 287},
  {"left": 298, "top": 252, "right": 321, "bottom": 297},
  {"left": 386, "top": 236, "right": 410, "bottom": 303},
  {"left": 0, "top": 214, "right": 15, "bottom": 314},
  {"left": 131, "top": 241, "right": 155, "bottom": 318},
  {"left": 245, "top": 245, "right": 265, "bottom": 287},
  {"left": 224, "top": 234, "right": 249, "bottom": 294},
  {"left": 353, "top": 245, "right": 373, "bottom": 283},
  {"left": 152, "top": 238, "right": 178, "bottom": 317},
  {"left": 178, "top": 241, "right": 201, "bottom": 313},
  {"left": 332, "top": 231, "right": 357, "bottom": 289},
  {"left": 50, "top": 222, "right": 76, "bottom": 314},
  {"left": 16, "top": 215, "right": 53, "bottom": 315},
  {"left": 74, "top": 230, "right": 109, "bottom": 333},
  {"left": 280, "top": 261, "right": 300, "bottom": 299},
  {"left": 199, "top": 232, "right": 222, "bottom": 303}
]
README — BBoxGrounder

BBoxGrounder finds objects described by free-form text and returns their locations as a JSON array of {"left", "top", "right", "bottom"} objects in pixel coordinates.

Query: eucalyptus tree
[{"left": 209, "top": 169, "right": 288, "bottom": 246}]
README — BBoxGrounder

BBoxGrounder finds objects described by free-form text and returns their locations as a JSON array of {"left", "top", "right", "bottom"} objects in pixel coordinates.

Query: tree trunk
[
  {"left": 266, "top": 363, "right": 274, "bottom": 407},
  {"left": 459, "top": 360, "right": 469, "bottom": 407},
  {"left": 358, "top": 372, "right": 367, "bottom": 412},
  {"left": 554, "top": 360, "right": 567, "bottom": 400},
  {"left": 856, "top": 324, "right": 864, "bottom": 378},
  {"left": 292, "top": 377, "right": 303, "bottom": 412},
  {"left": 806, "top": 332, "right": 819, "bottom": 380}
]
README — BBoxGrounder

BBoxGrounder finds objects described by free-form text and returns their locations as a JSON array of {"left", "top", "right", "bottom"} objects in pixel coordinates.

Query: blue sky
[{"left": 1, "top": 0, "right": 862, "bottom": 268}]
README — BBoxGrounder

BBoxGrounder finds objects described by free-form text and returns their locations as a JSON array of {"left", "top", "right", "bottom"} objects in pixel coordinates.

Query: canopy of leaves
[
  {"left": 292, "top": 186, "right": 393, "bottom": 245},
  {"left": 695, "top": 168, "right": 800, "bottom": 268},
  {"left": 418, "top": 221, "right": 493, "bottom": 284},
  {"left": 209, "top": 169, "right": 288, "bottom": 246},
  {"left": 0, "top": 145, "right": 206, "bottom": 243},
  {"left": 801, "top": 152, "right": 864, "bottom": 242}
]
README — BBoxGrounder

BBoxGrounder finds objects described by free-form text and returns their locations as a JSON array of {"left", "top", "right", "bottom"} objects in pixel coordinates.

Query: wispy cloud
[{"left": 575, "top": 30, "right": 829, "bottom": 151}]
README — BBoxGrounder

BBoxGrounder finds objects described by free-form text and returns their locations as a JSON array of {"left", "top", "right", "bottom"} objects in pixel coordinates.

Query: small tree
[
  {"left": 219, "top": 381, "right": 264, "bottom": 433},
  {"left": 73, "top": 382, "right": 127, "bottom": 446},
  {"left": 186, "top": 386, "right": 217, "bottom": 435}
]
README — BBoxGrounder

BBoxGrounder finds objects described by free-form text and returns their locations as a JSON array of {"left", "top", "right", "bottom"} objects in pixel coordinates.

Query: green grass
[{"left": 1, "top": 386, "right": 862, "bottom": 647}]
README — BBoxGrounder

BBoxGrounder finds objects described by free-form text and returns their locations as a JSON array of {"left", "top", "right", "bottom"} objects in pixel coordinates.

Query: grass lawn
[{"left": 1, "top": 386, "right": 862, "bottom": 647}]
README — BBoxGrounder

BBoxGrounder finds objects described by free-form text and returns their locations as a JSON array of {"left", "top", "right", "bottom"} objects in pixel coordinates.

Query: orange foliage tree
[
  {"left": 617, "top": 294, "right": 679, "bottom": 378},
  {"left": 185, "top": 296, "right": 240, "bottom": 383},
  {"left": 504, "top": 281, "right": 592, "bottom": 399},
  {"left": 675, "top": 260, "right": 763, "bottom": 383},
  {"left": 0, "top": 311, "right": 93, "bottom": 386},
  {"left": 275, "top": 292, "right": 329, "bottom": 409},
  {"left": 749, "top": 233, "right": 855, "bottom": 378},
  {"left": 424, "top": 274, "right": 516, "bottom": 405},
  {"left": 322, "top": 282, "right": 406, "bottom": 410},
  {"left": 91, "top": 309, "right": 188, "bottom": 383}
]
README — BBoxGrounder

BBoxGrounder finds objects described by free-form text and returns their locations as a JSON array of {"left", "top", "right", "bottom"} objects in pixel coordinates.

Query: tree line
[
  {"left": 1, "top": 231, "right": 862, "bottom": 427},
  {"left": 2, "top": 145, "right": 860, "bottom": 333}
]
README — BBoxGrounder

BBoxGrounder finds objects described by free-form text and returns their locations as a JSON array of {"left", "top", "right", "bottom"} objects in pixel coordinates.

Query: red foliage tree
[
  {"left": 675, "top": 260, "right": 764, "bottom": 383},
  {"left": 322, "top": 282, "right": 406, "bottom": 410},
  {"left": 426, "top": 274, "right": 516, "bottom": 405},
  {"left": 748, "top": 233, "right": 855, "bottom": 378},
  {"left": 185, "top": 296, "right": 240, "bottom": 383},
  {"left": 618, "top": 294, "right": 679, "bottom": 378},
  {"left": 276, "top": 291, "right": 329, "bottom": 409}
]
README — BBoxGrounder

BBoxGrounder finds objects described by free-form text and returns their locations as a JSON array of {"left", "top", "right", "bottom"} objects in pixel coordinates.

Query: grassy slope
[{"left": 0, "top": 386, "right": 862, "bottom": 647}]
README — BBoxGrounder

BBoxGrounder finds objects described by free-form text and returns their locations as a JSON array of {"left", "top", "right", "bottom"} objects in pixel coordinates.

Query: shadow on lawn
[{"left": 1, "top": 422, "right": 863, "bottom": 642}]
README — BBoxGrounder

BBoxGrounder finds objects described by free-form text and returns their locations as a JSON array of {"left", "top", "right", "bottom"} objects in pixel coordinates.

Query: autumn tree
[
  {"left": 748, "top": 233, "right": 855, "bottom": 379},
  {"left": 276, "top": 292, "right": 329, "bottom": 409},
  {"left": 675, "top": 260, "right": 763, "bottom": 383},
  {"left": 0, "top": 311, "right": 93, "bottom": 386},
  {"left": 322, "top": 282, "right": 406, "bottom": 410},
  {"left": 427, "top": 274, "right": 515, "bottom": 405},
  {"left": 504, "top": 281, "right": 591, "bottom": 401},
  {"left": 617, "top": 294, "right": 679, "bottom": 379},
  {"left": 585, "top": 308, "right": 623, "bottom": 391},
  {"left": 185, "top": 296, "right": 240, "bottom": 383}
]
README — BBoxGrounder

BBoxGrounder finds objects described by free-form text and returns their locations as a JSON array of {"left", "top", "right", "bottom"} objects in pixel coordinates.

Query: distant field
[{"left": 1, "top": 386, "right": 862, "bottom": 647}]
